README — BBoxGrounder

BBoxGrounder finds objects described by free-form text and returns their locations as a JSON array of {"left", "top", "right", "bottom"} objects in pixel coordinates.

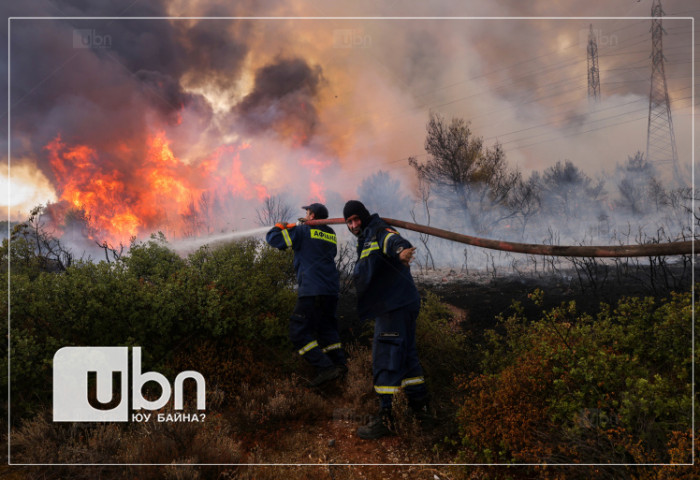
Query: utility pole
[
  {"left": 587, "top": 24, "right": 601, "bottom": 102},
  {"left": 646, "top": 0, "right": 684, "bottom": 186}
]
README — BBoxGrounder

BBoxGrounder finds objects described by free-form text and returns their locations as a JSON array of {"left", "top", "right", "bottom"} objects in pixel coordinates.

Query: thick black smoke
[
  {"left": 236, "top": 57, "right": 324, "bottom": 144},
  {"left": 5, "top": 0, "right": 256, "bottom": 182}
]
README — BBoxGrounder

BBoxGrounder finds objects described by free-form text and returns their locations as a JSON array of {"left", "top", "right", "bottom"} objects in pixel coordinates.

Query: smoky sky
[
  {"left": 2, "top": 0, "right": 698, "bottom": 227},
  {"left": 236, "top": 57, "right": 324, "bottom": 142},
  {"left": 4, "top": 1, "right": 265, "bottom": 182}
]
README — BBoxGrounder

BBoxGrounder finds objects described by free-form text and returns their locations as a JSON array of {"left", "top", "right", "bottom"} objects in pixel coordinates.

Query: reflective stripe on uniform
[
  {"left": 282, "top": 229, "right": 292, "bottom": 247},
  {"left": 360, "top": 241, "right": 380, "bottom": 259},
  {"left": 298, "top": 340, "right": 318, "bottom": 356},
  {"left": 401, "top": 376, "right": 425, "bottom": 387},
  {"left": 310, "top": 229, "right": 337, "bottom": 244},
  {"left": 322, "top": 342, "right": 342, "bottom": 353},
  {"left": 382, "top": 232, "right": 397, "bottom": 255},
  {"left": 374, "top": 377, "right": 425, "bottom": 395},
  {"left": 374, "top": 385, "right": 400, "bottom": 395}
]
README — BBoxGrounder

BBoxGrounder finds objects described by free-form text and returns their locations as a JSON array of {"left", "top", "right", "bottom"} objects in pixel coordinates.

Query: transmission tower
[
  {"left": 587, "top": 25, "right": 601, "bottom": 102},
  {"left": 645, "top": 0, "right": 684, "bottom": 186}
]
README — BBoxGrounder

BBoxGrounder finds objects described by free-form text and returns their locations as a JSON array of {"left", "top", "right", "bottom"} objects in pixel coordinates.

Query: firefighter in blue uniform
[
  {"left": 343, "top": 200, "right": 430, "bottom": 439},
  {"left": 266, "top": 203, "right": 347, "bottom": 387}
]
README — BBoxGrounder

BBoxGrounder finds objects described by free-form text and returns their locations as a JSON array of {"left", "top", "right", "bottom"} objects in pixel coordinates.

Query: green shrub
[
  {"left": 182, "top": 239, "right": 295, "bottom": 341},
  {"left": 417, "top": 291, "right": 473, "bottom": 396},
  {"left": 457, "top": 288, "right": 694, "bottom": 465},
  {"left": 123, "top": 232, "right": 186, "bottom": 283},
  {"left": 3, "top": 236, "right": 297, "bottom": 418}
]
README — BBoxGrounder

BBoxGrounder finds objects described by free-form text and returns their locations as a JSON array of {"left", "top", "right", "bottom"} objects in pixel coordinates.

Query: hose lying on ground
[{"left": 305, "top": 218, "right": 694, "bottom": 258}]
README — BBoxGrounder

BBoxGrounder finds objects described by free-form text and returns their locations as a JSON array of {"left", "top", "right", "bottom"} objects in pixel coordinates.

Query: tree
[
  {"left": 613, "top": 151, "right": 657, "bottom": 215},
  {"left": 409, "top": 113, "right": 519, "bottom": 234},
  {"left": 255, "top": 195, "right": 294, "bottom": 226},
  {"left": 181, "top": 196, "right": 204, "bottom": 238},
  {"left": 197, "top": 191, "right": 214, "bottom": 235},
  {"left": 11, "top": 205, "right": 75, "bottom": 272},
  {"left": 357, "top": 170, "right": 410, "bottom": 218},
  {"left": 537, "top": 160, "right": 605, "bottom": 227},
  {"left": 508, "top": 173, "right": 542, "bottom": 238}
]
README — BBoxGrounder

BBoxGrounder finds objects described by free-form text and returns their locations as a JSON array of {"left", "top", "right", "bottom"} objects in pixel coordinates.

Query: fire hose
[{"left": 303, "top": 218, "right": 694, "bottom": 258}]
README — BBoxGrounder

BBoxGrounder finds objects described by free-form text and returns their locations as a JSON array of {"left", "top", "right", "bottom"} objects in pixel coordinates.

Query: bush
[
  {"left": 182, "top": 239, "right": 295, "bottom": 341},
  {"left": 3, "top": 236, "right": 296, "bottom": 419},
  {"left": 12, "top": 411, "right": 123, "bottom": 470},
  {"left": 227, "top": 377, "right": 329, "bottom": 433},
  {"left": 342, "top": 345, "right": 375, "bottom": 417},
  {"left": 417, "top": 291, "right": 474, "bottom": 395},
  {"left": 457, "top": 288, "right": 694, "bottom": 467},
  {"left": 12, "top": 409, "right": 242, "bottom": 478},
  {"left": 124, "top": 232, "right": 186, "bottom": 283}
]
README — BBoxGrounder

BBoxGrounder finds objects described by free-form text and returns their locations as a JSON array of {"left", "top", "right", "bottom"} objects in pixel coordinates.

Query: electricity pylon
[
  {"left": 645, "top": 0, "right": 685, "bottom": 186},
  {"left": 587, "top": 24, "right": 601, "bottom": 102}
]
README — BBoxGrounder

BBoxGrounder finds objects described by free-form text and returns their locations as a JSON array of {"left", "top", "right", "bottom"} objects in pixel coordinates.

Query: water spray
[
  {"left": 170, "top": 227, "right": 271, "bottom": 252},
  {"left": 306, "top": 218, "right": 694, "bottom": 258}
]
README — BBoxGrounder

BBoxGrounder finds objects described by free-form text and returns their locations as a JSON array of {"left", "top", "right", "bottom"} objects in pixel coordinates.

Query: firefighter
[
  {"left": 266, "top": 203, "right": 347, "bottom": 387},
  {"left": 343, "top": 200, "right": 430, "bottom": 439}
]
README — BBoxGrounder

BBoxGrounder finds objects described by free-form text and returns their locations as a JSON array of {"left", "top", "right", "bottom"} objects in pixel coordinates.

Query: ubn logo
[
  {"left": 53, "top": 346, "right": 205, "bottom": 422},
  {"left": 73, "top": 29, "right": 112, "bottom": 49}
]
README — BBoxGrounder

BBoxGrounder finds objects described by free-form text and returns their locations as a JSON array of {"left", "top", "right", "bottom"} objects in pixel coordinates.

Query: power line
[
  {"left": 515, "top": 95, "right": 692, "bottom": 152},
  {"left": 329, "top": 17, "right": 694, "bottom": 179}
]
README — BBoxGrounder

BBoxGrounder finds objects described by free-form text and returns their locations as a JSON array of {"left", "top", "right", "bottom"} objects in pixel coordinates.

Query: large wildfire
[
  {"left": 5, "top": 8, "right": 694, "bottom": 256},
  {"left": 7, "top": 13, "right": 363, "bottom": 248},
  {"left": 41, "top": 129, "right": 336, "bottom": 245}
]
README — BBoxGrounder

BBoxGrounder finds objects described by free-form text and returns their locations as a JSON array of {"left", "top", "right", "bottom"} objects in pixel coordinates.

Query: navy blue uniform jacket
[
  {"left": 353, "top": 214, "right": 420, "bottom": 319},
  {"left": 266, "top": 223, "right": 340, "bottom": 297}
]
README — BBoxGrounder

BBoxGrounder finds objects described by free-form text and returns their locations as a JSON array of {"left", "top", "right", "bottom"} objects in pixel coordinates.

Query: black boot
[
  {"left": 357, "top": 408, "right": 395, "bottom": 440},
  {"left": 309, "top": 365, "right": 341, "bottom": 388},
  {"left": 409, "top": 397, "right": 435, "bottom": 429}
]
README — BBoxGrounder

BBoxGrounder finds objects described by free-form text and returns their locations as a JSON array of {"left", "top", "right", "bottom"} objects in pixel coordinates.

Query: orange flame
[
  {"left": 45, "top": 131, "right": 269, "bottom": 245},
  {"left": 301, "top": 157, "right": 330, "bottom": 203}
]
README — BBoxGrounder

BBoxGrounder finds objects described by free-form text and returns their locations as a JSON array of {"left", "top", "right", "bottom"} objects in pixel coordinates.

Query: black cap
[
  {"left": 302, "top": 203, "right": 329, "bottom": 219},
  {"left": 343, "top": 200, "right": 371, "bottom": 225}
]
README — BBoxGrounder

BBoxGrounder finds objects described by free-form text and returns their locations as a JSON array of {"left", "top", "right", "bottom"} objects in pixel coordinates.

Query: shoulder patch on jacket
[{"left": 385, "top": 228, "right": 398, "bottom": 234}]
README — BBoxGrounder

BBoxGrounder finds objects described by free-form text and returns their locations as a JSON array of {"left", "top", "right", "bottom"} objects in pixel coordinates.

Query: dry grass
[
  {"left": 11, "top": 405, "right": 241, "bottom": 480},
  {"left": 11, "top": 411, "right": 125, "bottom": 479},
  {"left": 8, "top": 341, "right": 458, "bottom": 479},
  {"left": 120, "top": 412, "right": 242, "bottom": 464},
  {"left": 341, "top": 345, "right": 375, "bottom": 417},
  {"left": 12, "top": 411, "right": 121, "bottom": 465},
  {"left": 226, "top": 376, "right": 329, "bottom": 433}
]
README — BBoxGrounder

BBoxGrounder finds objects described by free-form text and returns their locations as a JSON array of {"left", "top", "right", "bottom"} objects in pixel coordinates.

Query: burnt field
[{"left": 337, "top": 260, "right": 698, "bottom": 345}]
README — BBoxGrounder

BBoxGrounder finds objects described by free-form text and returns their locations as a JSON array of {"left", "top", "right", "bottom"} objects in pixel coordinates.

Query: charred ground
[{"left": 338, "top": 262, "right": 697, "bottom": 347}]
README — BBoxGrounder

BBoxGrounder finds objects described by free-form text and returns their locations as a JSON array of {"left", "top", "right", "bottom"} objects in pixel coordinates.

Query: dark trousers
[
  {"left": 290, "top": 295, "right": 346, "bottom": 369},
  {"left": 372, "top": 301, "right": 427, "bottom": 409}
]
